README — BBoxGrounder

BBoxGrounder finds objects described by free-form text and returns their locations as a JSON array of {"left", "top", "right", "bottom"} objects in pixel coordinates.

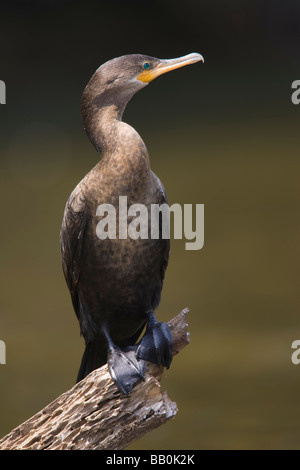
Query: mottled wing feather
[
  {"left": 151, "top": 170, "right": 170, "bottom": 291},
  {"left": 60, "top": 188, "right": 87, "bottom": 321}
]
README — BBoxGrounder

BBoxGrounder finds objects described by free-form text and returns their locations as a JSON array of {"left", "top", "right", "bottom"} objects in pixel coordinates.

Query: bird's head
[
  {"left": 83, "top": 53, "right": 204, "bottom": 110},
  {"left": 81, "top": 53, "right": 204, "bottom": 151}
]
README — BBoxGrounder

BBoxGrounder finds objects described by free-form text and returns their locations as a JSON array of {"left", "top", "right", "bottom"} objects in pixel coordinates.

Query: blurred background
[{"left": 0, "top": 0, "right": 299, "bottom": 450}]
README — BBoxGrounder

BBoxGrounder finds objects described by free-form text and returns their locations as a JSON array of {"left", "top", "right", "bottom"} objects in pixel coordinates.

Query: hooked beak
[{"left": 137, "top": 52, "right": 204, "bottom": 83}]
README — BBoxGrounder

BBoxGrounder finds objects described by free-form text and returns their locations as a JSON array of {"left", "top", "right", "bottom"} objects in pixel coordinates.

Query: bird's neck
[
  {"left": 82, "top": 97, "right": 148, "bottom": 157},
  {"left": 82, "top": 97, "right": 151, "bottom": 195},
  {"left": 82, "top": 102, "right": 122, "bottom": 155}
]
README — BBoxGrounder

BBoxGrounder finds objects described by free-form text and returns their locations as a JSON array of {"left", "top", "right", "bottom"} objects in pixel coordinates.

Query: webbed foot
[
  {"left": 107, "top": 345, "right": 146, "bottom": 395},
  {"left": 103, "top": 329, "right": 146, "bottom": 395},
  {"left": 137, "top": 312, "right": 173, "bottom": 368}
]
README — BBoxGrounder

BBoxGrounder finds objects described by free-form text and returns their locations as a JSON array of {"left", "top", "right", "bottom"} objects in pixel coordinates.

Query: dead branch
[{"left": 0, "top": 308, "right": 190, "bottom": 450}]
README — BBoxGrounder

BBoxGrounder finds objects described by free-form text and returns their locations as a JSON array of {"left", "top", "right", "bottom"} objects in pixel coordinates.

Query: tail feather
[{"left": 76, "top": 342, "right": 107, "bottom": 382}]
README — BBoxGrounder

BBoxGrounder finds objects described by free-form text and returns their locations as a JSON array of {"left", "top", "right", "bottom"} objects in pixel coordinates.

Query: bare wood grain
[{"left": 0, "top": 308, "right": 190, "bottom": 450}]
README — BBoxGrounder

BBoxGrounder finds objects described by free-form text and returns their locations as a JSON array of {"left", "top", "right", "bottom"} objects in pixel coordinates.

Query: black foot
[
  {"left": 107, "top": 344, "right": 146, "bottom": 395},
  {"left": 137, "top": 313, "right": 173, "bottom": 368}
]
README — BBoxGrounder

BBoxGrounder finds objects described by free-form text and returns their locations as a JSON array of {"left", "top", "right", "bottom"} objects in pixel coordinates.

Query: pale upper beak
[{"left": 137, "top": 53, "right": 204, "bottom": 83}]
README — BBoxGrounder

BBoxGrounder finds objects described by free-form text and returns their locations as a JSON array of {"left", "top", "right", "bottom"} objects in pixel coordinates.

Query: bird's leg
[
  {"left": 136, "top": 312, "right": 173, "bottom": 368},
  {"left": 102, "top": 327, "right": 146, "bottom": 395}
]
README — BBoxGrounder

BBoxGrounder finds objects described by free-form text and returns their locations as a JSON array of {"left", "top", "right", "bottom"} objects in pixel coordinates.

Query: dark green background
[{"left": 0, "top": 0, "right": 299, "bottom": 449}]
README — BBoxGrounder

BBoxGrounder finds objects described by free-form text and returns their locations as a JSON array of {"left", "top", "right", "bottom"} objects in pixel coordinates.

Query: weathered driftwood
[{"left": 0, "top": 308, "right": 190, "bottom": 450}]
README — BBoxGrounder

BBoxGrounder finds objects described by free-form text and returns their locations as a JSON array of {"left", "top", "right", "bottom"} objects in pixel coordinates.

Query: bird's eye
[{"left": 143, "top": 62, "right": 150, "bottom": 70}]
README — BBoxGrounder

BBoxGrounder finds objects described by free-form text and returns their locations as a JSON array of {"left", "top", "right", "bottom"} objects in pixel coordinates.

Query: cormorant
[{"left": 60, "top": 53, "right": 203, "bottom": 395}]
